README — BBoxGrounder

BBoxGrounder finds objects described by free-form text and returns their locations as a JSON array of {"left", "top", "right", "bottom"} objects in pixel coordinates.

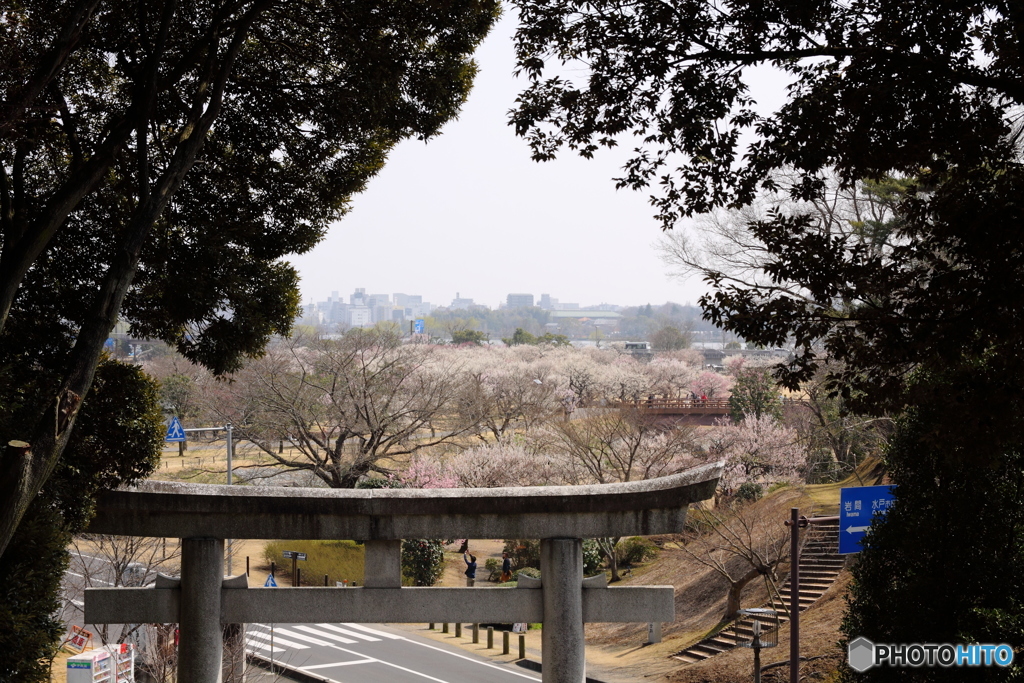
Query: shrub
[
  {"left": 484, "top": 557, "right": 501, "bottom": 581},
  {"left": 736, "top": 482, "right": 764, "bottom": 502},
  {"left": 516, "top": 566, "right": 541, "bottom": 579},
  {"left": 583, "top": 539, "right": 603, "bottom": 575},
  {"left": 401, "top": 539, "right": 445, "bottom": 586},
  {"left": 503, "top": 539, "right": 540, "bottom": 569},
  {"left": 616, "top": 537, "right": 659, "bottom": 566}
]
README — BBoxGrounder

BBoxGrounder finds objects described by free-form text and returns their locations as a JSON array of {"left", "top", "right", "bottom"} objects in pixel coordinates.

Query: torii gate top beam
[{"left": 85, "top": 461, "right": 722, "bottom": 540}]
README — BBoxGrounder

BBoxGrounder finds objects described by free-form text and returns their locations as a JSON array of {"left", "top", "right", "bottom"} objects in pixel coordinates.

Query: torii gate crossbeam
[{"left": 84, "top": 461, "right": 722, "bottom": 683}]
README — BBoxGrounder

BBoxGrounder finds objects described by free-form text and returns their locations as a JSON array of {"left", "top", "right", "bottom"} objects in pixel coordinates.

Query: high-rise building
[
  {"left": 506, "top": 293, "right": 535, "bottom": 308},
  {"left": 393, "top": 293, "right": 423, "bottom": 307},
  {"left": 451, "top": 292, "right": 475, "bottom": 310},
  {"left": 347, "top": 307, "right": 371, "bottom": 327}
]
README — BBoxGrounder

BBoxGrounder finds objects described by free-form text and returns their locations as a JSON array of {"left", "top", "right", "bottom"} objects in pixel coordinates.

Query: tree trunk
[
  {"left": 0, "top": 4, "right": 271, "bottom": 561},
  {"left": 600, "top": 537, "right": 621, "bottom": 582},
  {"left": 724, "top": 567, "right": 761, "bottom": 620}
]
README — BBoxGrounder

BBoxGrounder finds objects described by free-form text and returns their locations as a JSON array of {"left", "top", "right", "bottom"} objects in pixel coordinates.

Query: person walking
[
  {"left": 500, "top": 552, "right": 512, "bottom": 583},
  {"left": 464, "top": 552, "right": 477, "bottom": 587}
]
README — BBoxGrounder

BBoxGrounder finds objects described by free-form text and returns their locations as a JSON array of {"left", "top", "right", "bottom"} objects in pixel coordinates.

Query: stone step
[
  {"left": 690, "top": 642, "right": 728, "bottom": 656},
  {"left": 672, "top": 519, "right": 845, "bottom": 667},
  {"left": 792, "top": 579, "right": 836, "bottom": 588},
  {"left": 779, "top": 595, "right": 826, "bottom": 605},
  {"left": 706, "top": 637, "right": 736, "bottom": 650},
  {"left": 780, "top": 589, "right": 828, "bottom": 599}
]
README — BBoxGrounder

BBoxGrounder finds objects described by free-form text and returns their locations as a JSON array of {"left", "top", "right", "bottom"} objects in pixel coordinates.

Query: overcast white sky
[{"left": 289, "top": 15, "right": 716, "bottom": 310}]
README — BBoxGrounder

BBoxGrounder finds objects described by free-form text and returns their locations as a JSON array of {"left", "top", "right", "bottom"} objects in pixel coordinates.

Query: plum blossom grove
[{"left": 166, "top": 333, "right": 808, "bottom": 493}]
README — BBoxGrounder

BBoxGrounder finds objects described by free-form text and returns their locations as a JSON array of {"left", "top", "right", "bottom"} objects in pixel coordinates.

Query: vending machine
[{"left": 66, "top": 643, "right": 135, "bottom": 683}]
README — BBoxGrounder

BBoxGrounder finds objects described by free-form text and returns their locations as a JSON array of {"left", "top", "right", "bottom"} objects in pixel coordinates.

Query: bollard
[
  {"left": 472, "top": 623, "right": 479, "bottom": 644},
  {"left": 442, "top": 623, "right": 449, "bottom": 634},
  {"left": 245, "top": 556, "right": 249, "bottom": 577},
  {"left": 519, "top": 633, "right": 526, "bottom": 659},
  {"left": 324, "top": 574, "right": 328, "bottom": 587},
  {"left": 455, "top": 622, "right": 462, "bottom": 638},
  {"left": 487, "top": 627, "right": 494, "bottom": 649},
  {"left": 503, "top": 630, "right": 510, "bottom": 655}
]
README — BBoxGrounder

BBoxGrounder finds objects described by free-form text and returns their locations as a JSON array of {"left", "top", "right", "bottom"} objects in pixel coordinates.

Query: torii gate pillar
[
  {"left": 178, "top": 538, "right": 223, "bottom": 682},
  {"left": 542, "top": 538, "right": 585, "bottom": 683}
]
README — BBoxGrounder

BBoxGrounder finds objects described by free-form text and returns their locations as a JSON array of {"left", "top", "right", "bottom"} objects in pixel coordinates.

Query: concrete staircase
[{"left": 672, "top": 520, "right": 843, "bottom": 665}]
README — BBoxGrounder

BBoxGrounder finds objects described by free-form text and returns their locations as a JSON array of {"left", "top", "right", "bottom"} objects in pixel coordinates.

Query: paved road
[
  {"left": 63, "top": 553, "right": 538, "bottom": 683},
  {"left": 246, "top": 622, "right": 540, "bottom": 683}
]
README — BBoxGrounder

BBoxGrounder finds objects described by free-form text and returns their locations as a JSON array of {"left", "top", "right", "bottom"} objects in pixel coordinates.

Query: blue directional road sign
[
  {"left": 264, "top": 573, "right": 278, "bottom": 587},
  {"left": 414, "top": 319, "right": 425, "bottom": 334},
  {"left": 839, "top": 485, "right": 896, "bottom": 554},
  {"left": 165, "top": 416, "right": 187, "bottom": 443}
]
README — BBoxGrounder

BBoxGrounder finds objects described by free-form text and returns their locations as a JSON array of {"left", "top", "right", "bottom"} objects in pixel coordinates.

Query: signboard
[
  {"left": 282, "top": 551, "right": 307, "bottom": 561},
  {"left": 64, "top": 625, "right": 92, "bottom": 653},
  {"left": 165, "top": 416, "right": 186, "bottom": 443},
  {"left": 839, "top": 485, "right": 896, "bottom": 554},
  {"left": 264, "top": 573, "right": 278, "bottom": 587},
  {"left": 414, "top": 319, "right": 425, "bottom": 334}
]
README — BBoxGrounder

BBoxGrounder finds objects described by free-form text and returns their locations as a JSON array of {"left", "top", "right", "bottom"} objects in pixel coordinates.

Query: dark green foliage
[
  {"left": 841, "top": 374, "right": 1024, "bottom": 682},
  {"left": 728, "top": 367, "right": 783, "bottom": 423},
  {"left": 516, "top": 566, "right": 541, "bottom": 580},
  {"left": 503, "top": 539, "right": 541, "bottom": 570},
  {"left": 502, "top": 328, "right": 571, "bottom": 347},
  {"left": 0, "top": 360, "right": 163, "bottom": 680},
  {"left": 582, "top": 539, "right": 602, "bottom": 575},
  {"left": 735, "top": 482, "right": 763, "bottom": 503},
  {"left": 401, "top": 540, "right": 445, "bottom": 587},
  {"left": 512, "top": 2, "right": 1024, "bottom": 672},
  {"left": 0, "top": 0, "right": 500, "bottom": 575},
  {"left": 503, "top": 328, "right": 538, "bottom": 346},
  {"left": 615, "top": 537, "right": 658, "bottom": 567},
  {"left": 451, "top": 330, "right": 488, "bottom": 345},
  {"left": 0, "top": 504, "right": 69, "bottom": 683}
]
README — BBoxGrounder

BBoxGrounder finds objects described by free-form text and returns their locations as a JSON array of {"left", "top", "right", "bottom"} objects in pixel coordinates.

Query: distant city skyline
[
  {"left": 288, "top": 14, "right": 718, "bottom": 312},
  {"left": 301, "top": 285, "right": 683, "bottom": 312}
]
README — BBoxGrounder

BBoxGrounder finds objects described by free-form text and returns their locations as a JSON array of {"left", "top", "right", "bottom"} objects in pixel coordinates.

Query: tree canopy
[
  {"left": 511, "top": 0, "right": 1024, "bottom": 409},
  {"left": 511, "top": 0, "right": 1024, "bottom": 672},
  {"left": 0, "top": 0, "right": 499, "bottom": 558}
]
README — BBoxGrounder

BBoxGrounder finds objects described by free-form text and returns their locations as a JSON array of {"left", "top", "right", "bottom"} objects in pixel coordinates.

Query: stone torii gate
[{"left": 84, "top": 461, "right": 722, "bottom": 683}]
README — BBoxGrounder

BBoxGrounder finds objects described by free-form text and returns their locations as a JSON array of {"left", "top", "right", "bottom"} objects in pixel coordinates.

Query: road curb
[{"left": 514, "top": 659, "right": 608, "bottom": 683}]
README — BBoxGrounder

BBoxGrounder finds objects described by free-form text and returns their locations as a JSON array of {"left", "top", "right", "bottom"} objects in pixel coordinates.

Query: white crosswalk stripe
[
  {"left": 341, "top": 623, "right": 403, "bottom": 639},
  {"left": 244, "top": 638, "right": 285, "bottom": 654},
  {"left": 317, "top": 623, "right": 381, "bottom": 641},
  {"left": 246, "top": 627, "right": 310, "bottom": 650},
  {"left": 294, "top": 625, "right": 358, "bottom": 644},
  {"left": 270, "top": 627, "right": 334, "bottom": 647}
]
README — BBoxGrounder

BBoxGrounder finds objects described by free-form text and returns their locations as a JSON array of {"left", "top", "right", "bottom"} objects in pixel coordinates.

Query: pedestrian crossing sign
[
  {"left": 264, "top": 573, "right": 277, "bottom": 587},
  {"left": 165, "top": 416, "right": 186, "bottom": 442}
]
